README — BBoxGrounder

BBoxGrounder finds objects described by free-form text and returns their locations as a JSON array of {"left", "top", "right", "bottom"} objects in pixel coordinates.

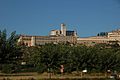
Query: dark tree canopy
[{"left": 0, "top": 29, "right": 22, "bottom": 64}]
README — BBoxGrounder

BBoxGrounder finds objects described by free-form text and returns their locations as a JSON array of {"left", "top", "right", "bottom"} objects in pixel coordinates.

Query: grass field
[{"left": 0, "top": 72, "right": 118, "bottom": 80}]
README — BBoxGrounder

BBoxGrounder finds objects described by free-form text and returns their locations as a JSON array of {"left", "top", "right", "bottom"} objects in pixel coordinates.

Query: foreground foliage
[
  {"left": 0, "top": 29, "right": 22, "bottom": 73},
  {"left": 22, "top": 43, "right": 120, "bottom": 73}
]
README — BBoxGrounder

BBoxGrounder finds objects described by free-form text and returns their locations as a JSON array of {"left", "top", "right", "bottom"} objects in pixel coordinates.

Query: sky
[{"left": 0, "top": 0, "right": 120, "bottom": 37}]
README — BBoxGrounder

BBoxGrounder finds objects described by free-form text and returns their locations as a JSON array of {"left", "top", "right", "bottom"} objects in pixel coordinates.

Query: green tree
[
  {"left": 21, "top": 42, "right": 120, "bottom": 73},
  {"left": 0, "top": 29, "right": 22, "bottom": 73},
  {"left": 40, "top": 44, "right": 61, "bottom": 72},
  {"left": 70, "top": 45, "right": 87, "bottom": 72}
]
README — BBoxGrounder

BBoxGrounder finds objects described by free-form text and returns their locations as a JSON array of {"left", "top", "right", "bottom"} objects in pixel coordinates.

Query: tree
[
  {"left": 70, "top": 45, "right": 88, "bottom": 72},
  {"left": 20, "top": 42, "right": 120, "bottom": 73},
  {"left": 40, "top": 44, "right": 62, "bottom": 73},
  {"left": 0, "top": 29, "right": 23, "bottom": 73},
  {"left": 97, "top": 32, "right": 108, "bottom": 36}
]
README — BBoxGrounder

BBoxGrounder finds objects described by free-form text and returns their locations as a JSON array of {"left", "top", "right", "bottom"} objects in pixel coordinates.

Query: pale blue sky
[{"left": 0, "top": 0, "right": 120, "bottom": 37}]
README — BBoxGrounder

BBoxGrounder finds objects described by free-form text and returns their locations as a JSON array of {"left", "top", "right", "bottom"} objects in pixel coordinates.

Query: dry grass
[{"left": 0, "top": 72, "right": 113, "bottom": 80}]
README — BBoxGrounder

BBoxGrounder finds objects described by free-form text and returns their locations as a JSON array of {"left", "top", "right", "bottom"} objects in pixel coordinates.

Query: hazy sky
[{"left": 0, "top": 0, "right": 120, "bottom": 37}]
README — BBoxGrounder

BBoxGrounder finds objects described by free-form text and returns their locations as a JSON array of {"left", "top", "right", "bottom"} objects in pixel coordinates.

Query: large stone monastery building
[
  {"left": 18, "top": 24, "right": 120, "bottom": 46},
  {"left": 18, "top": 23, "right": 77, "bottom": 46}
]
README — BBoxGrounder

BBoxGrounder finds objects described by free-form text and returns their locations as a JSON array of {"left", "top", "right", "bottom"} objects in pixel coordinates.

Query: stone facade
[
  {"left": 77, "top": 29, "right": 120, "bottom": 46},
  {"left": 18, "top": 35, "right": 77, "bottom": 46}
]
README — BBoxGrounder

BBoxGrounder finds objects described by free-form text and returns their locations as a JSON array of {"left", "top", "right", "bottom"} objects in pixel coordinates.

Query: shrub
[{"left": 1, "top": 64, "right": 14, "bottom": 73}]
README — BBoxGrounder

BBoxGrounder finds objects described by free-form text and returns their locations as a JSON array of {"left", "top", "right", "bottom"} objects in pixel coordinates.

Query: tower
[
  {"left": 61, "top": 23, "right": 66, "bottom": 36},
  {"left": 31, "top": 36, "right": 35, "bottom": 46}
]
